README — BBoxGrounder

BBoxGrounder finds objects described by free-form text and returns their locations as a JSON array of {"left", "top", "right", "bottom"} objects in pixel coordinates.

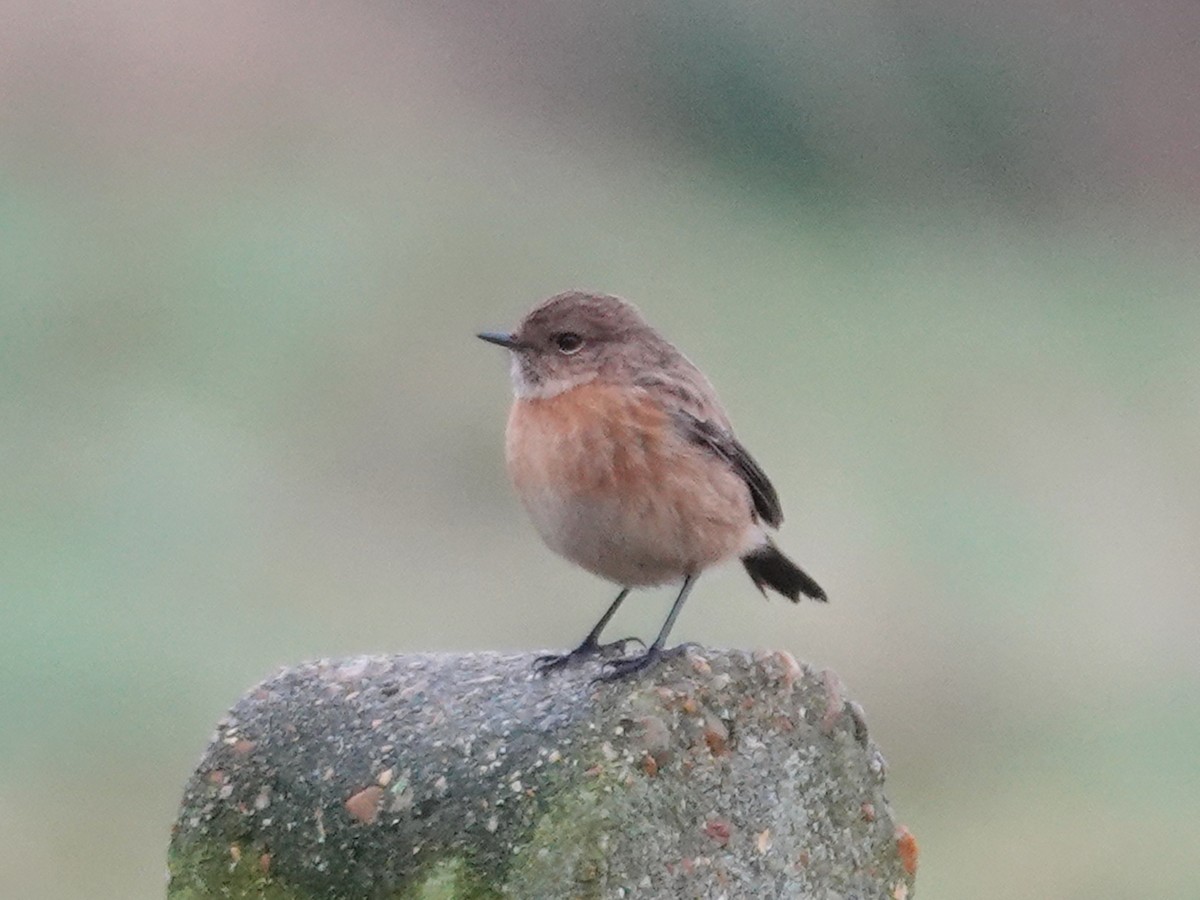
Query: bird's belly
[{"left": 505, "top": 384, "right": 757, "bottom": 586}]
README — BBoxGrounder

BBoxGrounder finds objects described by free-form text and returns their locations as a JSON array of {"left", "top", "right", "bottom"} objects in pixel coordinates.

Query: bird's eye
[{"left": 553, "top": 332, "right": 584, "bottom": 355}]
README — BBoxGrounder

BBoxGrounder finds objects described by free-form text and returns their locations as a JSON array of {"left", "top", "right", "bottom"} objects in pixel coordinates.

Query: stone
[{"left": 168, "top": 648, "right": 916, "bottom": 899}]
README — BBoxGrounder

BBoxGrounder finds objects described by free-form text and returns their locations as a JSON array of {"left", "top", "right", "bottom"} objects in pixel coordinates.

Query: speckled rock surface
[{"left": 168, "top": 649, "right": 918, "bottom": 899}]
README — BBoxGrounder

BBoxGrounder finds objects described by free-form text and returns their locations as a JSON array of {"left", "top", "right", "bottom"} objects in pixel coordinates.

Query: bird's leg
[
  {"left": 596, "top": 574, "right": 697, "bottom": 681},
  {"left": 534, "top": 588, "right": 642, "bottom": 674}
]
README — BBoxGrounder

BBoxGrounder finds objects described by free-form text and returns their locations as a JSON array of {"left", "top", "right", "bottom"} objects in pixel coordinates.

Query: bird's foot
[
  {"left": 593, "top": 643, "right": 695, "bottom": 683},
  {"left": 533, "top": 636, "right": 644, "bottom": 676}
]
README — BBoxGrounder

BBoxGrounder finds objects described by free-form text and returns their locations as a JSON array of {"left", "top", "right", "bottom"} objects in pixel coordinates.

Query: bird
[{"left": 478, "top": 290, "right": 826, "bottom": 679}]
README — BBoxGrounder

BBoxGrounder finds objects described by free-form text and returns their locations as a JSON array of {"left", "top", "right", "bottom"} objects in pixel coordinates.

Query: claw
[
  {"left": 593, "top": 644, "right": 690, "bottom": 683},
  {"left": 532, "top": 653, "right": 574, "bottom": 675},
  {"left": 532, "top": 636, "right": 643, "bottom": 676},
  {"left": 594, "top": 650, "right": 661, "bottom": 682}
]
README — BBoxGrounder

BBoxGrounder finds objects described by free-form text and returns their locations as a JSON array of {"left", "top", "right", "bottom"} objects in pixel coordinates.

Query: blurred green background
[{"left": 3, "top": 2, "right": 1198, "bottom": 897}]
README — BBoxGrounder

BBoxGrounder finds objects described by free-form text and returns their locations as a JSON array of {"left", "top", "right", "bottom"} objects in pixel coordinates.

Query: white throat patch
[{"left": 510, "top": 355, "right": 595, "bottom": 400}]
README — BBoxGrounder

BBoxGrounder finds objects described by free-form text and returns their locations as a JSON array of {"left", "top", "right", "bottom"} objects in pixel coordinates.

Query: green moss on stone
[
  {"left": 504, "top": 782, "right": 618, "bottom": 898},
  {"left": 169, "top": 842, "right": 506, "bottom": 900},
  {"left": 168, "top": 839, "right": 301, "bottom": 900},
  {"left": 400, "top": 858, "right": 500, "bottom": 900}
]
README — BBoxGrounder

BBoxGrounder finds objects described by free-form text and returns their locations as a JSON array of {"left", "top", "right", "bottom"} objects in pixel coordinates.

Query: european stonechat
[{"left": 479, "top": 291, "right": 826, "bottom": 679}]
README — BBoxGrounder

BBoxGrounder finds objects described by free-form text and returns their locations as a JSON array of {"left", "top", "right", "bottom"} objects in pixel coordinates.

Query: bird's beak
[{"left": 477, "top": 331, "right": 522, "bottom": 350}]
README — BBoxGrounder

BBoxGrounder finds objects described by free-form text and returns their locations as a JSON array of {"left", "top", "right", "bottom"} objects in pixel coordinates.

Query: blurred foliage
[{"left": 1, "top": 2, "right": 1198, "bottom": 899}]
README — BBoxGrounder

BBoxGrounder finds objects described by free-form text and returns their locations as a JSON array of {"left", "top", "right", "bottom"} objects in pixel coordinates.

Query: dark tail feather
[{"left": 742, "top": 543, "right": 827, "bottom": 603}]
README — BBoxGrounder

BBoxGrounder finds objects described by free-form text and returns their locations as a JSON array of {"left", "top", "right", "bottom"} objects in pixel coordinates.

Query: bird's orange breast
[
  {"left": 506, "top": 381, "right": 671, "bottom": 497},
  {"left": 504, "top": 381, "right": 758, "bottom": 586}
]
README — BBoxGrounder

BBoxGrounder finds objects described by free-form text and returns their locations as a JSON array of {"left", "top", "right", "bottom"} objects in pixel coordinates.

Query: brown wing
[
  {"left": 633, "top": 360, "right": 784, "bottom": 528},
  {"left": 671, "top": 410, "right": 784, "bottom": 528}
]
